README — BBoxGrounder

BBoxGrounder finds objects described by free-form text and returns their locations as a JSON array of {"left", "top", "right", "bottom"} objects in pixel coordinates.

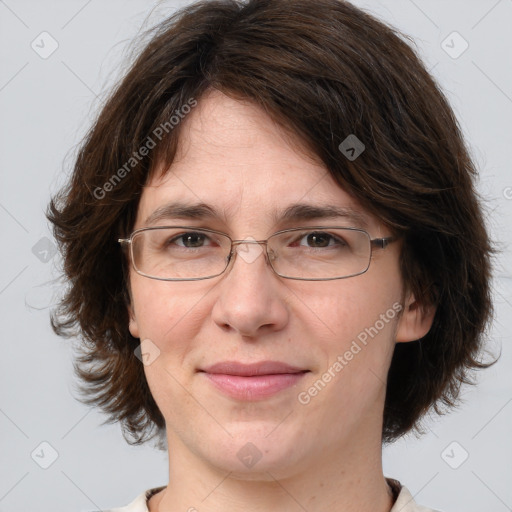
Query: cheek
[
  {"left": 302, "top": 274, "right": 402, "bottom": 342},
  {"left": 130, "top": 278, "right": 210, "bottom": 361},
  {"left": 300, "top": 267, "right": 404, "bottom": 386},
  {"left": 131, "top": 280, "right": 213, "bottom": 419},
  {"left": 295, "top": 280, "right": 402, "bottom": 426}
]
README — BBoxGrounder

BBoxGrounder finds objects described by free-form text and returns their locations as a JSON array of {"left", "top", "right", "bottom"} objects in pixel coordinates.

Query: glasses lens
[
  {"left": 131, "top": 227, "right": 231, "bottom": 280},
  {"left": 268, "top": 228, "right": 371, "bottom": 280}
]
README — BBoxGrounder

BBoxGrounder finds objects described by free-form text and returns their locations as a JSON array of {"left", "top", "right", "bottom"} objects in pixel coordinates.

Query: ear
[
  {"left": 396, "top": 291, "right": 436, "bottom": 343},
  {"left": 128, "top": 303, "right": 140, "bottom": 339}
]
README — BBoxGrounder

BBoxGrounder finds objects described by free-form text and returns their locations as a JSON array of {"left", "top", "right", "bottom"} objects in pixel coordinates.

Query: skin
[{"left": 128, "top": 89, "right": 435, "bottom": 512}]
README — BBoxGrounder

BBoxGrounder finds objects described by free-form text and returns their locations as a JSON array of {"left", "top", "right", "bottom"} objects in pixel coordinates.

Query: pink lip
[{"left": 199, "top": 361, "right": 309, "bottom": 400}]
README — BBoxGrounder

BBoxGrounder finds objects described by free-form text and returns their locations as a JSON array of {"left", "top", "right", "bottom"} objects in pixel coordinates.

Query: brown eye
[{"left": 295, "top": 231, "right": 347, "bottom": 249}]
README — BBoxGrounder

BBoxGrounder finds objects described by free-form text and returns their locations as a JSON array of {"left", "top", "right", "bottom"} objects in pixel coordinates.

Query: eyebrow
[
  {"left": 276, "top": 203, "right": 369, "bottom": 228},
  {"left": 143, "top": 201, "right": 369, "bottom": 229}
]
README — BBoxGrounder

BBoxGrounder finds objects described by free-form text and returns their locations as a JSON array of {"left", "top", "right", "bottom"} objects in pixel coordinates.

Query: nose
[{"left": 210, "top": 240, "right": 289, "bottom": 338}]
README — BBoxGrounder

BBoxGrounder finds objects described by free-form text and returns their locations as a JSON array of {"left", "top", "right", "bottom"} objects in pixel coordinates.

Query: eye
[
  {"left": 169, "top": 231, "right": 213, "bottom": 248},
  {"left": 296, "top": 231, "right": 347, "bottom": 248}
]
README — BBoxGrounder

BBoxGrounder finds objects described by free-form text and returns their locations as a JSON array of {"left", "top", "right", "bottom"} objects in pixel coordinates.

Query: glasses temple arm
[{"left": 370, "top": 236, "right": 396, "bottom": 249}]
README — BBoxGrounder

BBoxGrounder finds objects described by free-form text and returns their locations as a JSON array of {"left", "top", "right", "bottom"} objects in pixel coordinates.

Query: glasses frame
[{"left": 118, "top": 225, "right": 397, "bottom": 282}]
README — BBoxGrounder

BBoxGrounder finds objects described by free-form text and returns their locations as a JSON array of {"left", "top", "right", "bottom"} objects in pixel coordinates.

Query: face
[{"left": 128, "top": 89, "right": 429, "bottom": 479}]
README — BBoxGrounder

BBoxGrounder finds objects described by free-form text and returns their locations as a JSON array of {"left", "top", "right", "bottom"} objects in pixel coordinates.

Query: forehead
[{"left": 136, "top": 89, "right": 378, "bottom": 233}]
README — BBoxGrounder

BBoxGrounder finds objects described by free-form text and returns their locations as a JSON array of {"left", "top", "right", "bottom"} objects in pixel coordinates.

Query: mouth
[{"left": 198, "top": 361, "right": 310, "bottom": 400}]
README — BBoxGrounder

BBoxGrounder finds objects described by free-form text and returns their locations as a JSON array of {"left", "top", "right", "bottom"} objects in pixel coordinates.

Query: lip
[
  {"left": 201, "top": 360, "right": 307, "bottom": 376},
  {"left": 199, "top": 361, "right": 309, "bottom": 400}
]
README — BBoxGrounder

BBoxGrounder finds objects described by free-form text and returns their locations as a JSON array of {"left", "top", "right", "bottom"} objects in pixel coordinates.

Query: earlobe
[
  {"left": 128, "top": 304, "right": 140, "bottom": 339},
  {"left": 396, "top": 292, "right": 436, "bottom": 343}
]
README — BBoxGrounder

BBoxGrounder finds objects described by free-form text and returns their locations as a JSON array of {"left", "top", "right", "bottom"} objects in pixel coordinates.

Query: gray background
[{"left": 1, "top": 0, "right": 511, "bottom": 511}]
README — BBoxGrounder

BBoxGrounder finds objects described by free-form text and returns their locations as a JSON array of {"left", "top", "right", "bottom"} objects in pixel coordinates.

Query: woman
[{"left": 47, "top": 1, "right": 495, "bottom": 510}]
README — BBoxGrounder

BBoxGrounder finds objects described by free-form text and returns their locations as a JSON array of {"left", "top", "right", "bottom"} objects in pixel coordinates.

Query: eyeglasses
[{"left": 118, "top": 226, "right": 396, "bottom": 281}]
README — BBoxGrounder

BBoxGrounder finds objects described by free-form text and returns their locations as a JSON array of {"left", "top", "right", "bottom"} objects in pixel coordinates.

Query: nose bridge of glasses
[
  {"left": 228, "top": 239, "right": 271, "bottom": 266},
  {"left": 231, "top": 239, "right": 268, "bottom": 247},
  {"left": 230, "top": 239, "right": 270, "bottom": 255}
]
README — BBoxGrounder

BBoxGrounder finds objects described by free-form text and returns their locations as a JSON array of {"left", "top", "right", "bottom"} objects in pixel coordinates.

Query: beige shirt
[{"left": 103, "top": 478, "right": 441, "bottom": 511}]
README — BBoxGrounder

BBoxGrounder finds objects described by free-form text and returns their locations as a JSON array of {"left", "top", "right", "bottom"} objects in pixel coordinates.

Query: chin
[{"left": 199, "top": 424, "right": 308, "bottom": 479}]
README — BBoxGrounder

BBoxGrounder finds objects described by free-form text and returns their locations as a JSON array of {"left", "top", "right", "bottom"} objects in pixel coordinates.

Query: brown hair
[{"left": 47, "top": 0, "right": 496, "bottom": 446}]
